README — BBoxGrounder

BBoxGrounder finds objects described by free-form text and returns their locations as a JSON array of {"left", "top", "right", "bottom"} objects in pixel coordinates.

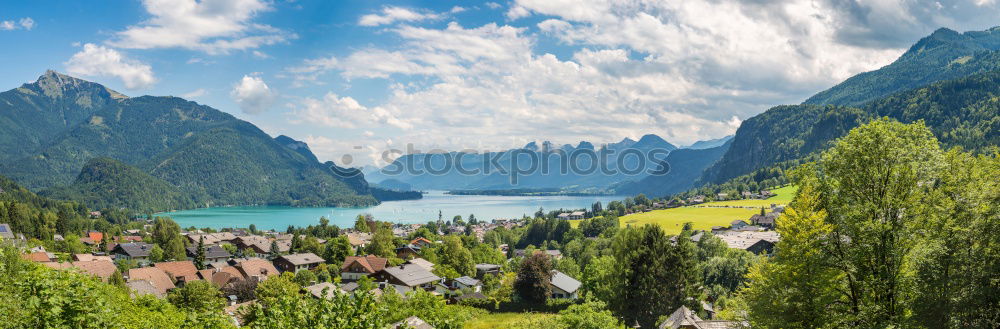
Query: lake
[{"left": 161, "top": 191, "right": 622, "bottom": 230}]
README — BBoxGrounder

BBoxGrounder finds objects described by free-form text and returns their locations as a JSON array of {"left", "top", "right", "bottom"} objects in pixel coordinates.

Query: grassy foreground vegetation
[{"left": 463, "top": 312, "right": 557, "bottom": 329}]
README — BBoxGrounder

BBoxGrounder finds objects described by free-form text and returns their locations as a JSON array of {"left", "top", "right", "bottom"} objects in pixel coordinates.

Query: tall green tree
[
  {"left": 514, "top": 252, "right": 553, "bottom": 303},
  {"left": 194, "top": 235, "right": 206, "bottom": 270},
  {"left": 611, "top": 224, "right": 696, "bottom": 328}
]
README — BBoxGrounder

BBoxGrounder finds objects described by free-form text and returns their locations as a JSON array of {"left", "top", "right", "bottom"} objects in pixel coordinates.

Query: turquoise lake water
[{"left": 161, "top": 191, "right": 621, "bottom": 230}]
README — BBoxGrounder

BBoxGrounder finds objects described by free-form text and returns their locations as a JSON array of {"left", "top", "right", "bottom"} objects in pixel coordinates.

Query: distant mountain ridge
[
  {"left": 364, "top": 133, "right": 731, "bottom": 193},
  {"left": 0, "top": 71, "right": 411, "bottom": 211}
]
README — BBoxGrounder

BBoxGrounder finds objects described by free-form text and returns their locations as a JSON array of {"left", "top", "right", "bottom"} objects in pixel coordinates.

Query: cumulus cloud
[
  {"left": 109, "top": 0, "right": 292, "bottom": 54},
  {"left": 359, "top": 6, "right": 442, "bottom": 26},
  {"left": 64, "top": 43, "right": 157, "bottom": 89},
  {"left": 1, "top": 17, "right": 34, "bottom": 31},
  {"left": 231, "top": 74, "right": 276, "bottom": 114},
  {"left": 285, "top": 0, "right": 1000, "bottom": 165},
  {"left": 290, "top": 92, "right": 410, "bottom": 129}
]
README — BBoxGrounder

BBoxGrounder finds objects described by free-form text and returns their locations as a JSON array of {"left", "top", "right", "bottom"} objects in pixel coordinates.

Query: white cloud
[
  {"left": 359, "top": 6, "right": 442, "bottom": 26},
  {"left": 109, "top": 0, "right": 292, "bottom": 54},
  {"left": 290, "top": 92, "right": 410, "bottom": 129},
  {"left": 450, "top": 6, "right": 466, "bottom": 14},
  {"left": 180, "top": 88, "right": 207, "bottom": 99},
  {"left": 285, "top": 0, "right": 1000, "bottom": 165},
  {"left": 252, "top": 50, "right": 270, "bottom": 59},
  {"left": 64, "top": 43, "right": 157, "bottom": 89},
  {"left": 231, "top": 74, "right": 276, "bottom": 114},
  {"left": 1, "top": 17, "right": 34, "bottom": 31},
  {"left": 486, "top": 2, "right": 502, "bottom": 10}
]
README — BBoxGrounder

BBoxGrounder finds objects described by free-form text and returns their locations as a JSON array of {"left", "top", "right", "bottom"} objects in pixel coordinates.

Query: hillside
[
  {"left": 41, "top": 157, "right": 198, "bottom": 212},
  {"left": 0, "top": 71, "right": 396, "bottom": 211},
  {"left": 615, "top": 141, "right": 731, "bottom": 197},
  {"left": 805, "top": 27, "right": 1000, "bottom": 106},
  {"left": 701, "top": 26, "right": 1000, "bottom": 185}
]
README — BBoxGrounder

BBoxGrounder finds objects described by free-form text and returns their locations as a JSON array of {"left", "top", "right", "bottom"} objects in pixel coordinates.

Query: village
[{"left": 1, "top": 193, "right": 785, "bottom": 328}]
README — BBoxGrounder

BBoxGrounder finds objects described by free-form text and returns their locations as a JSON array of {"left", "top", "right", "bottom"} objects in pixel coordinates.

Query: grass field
[
  {"left": 699, "top": 185, "right": 798, "bottom": 208},
  {"left": 620, "top": 207, "right": 759, "bottom": 234},
  {"left": 464, "top": 312, "right": 556, "bottom": 329},
  {"left": 568, "top": 185, "right": 799, "bottom": 234}
]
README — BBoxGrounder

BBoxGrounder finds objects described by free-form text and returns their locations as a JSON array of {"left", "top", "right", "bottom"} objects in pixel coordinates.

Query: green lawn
[
  {"left": 464, "top": 312, "right": 557, "bottom": 329},
  {"left": 699, "top": 185, "right": 798, "bottom": 208},
  {"left": 620, "top": 207, "right": 759, "bottom": 234}
]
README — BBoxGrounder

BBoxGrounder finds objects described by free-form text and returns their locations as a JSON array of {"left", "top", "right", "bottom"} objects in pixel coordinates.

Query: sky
[{"left": 1, "top": 0, "right": 999, "bottom": 167}]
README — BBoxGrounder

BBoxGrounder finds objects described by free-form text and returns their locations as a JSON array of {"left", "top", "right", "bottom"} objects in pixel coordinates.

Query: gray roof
[
  {"left": 549, "top": 270, "right": 580, "bottom": 294},
  {"left": 114, "top": 243, "right": 153, "bottom": 257},
  {"left": 455, "top": 276, "right": 480, "bottom": 287},
  {"left": 0, "top": 223, "right": 13, "bottom": 240},
  {"left": 405, "top": 258, "right": 435, "bottom": 271},
  {"left": 382, "top": 264, "right": 441, "bottom": 287},
  {"left": 475, "top": 263, "right": 500, "bottom": 271},
  {"left": 305, "top": 282, "right": 340, "bottom": 299},
  {"left": 278, "top": 253, "right": 324, "bottom": 266},
  {"left": 340, "top": 282, "right": 359, "bottom": 292},
  {"left": 187, "top": 245, "right": 232, "bottom": 259}
]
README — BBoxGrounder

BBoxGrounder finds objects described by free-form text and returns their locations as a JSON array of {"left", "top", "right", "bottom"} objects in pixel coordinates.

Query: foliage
[
  {"left": 610, "top": 224, "right": 697, "bottom": 328},
  {"left": 515, "top": 252, "right": 553, "bottom": 303}
]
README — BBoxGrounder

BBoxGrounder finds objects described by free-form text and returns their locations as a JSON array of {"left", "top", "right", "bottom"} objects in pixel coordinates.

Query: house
[
  {"left": 714, "top": 230, "right": 780, "bottom": 255},
  {"left": 453, "top": 276, "right": 481, "bottom": 292},
  {"left": 197, "top": 266, "right": 244, "bottom": 287},
  {"left": 345, "top": 232, "right": 371, "bottom": 248},
  {"left": 274, "top": 253, "right": 324, "bottom": 273},
  {"left": 234, "top": 258, "right": 280, "bottom": 282},
  {"left": 549, "top": 270, "right": 580, "bottom": 299},
  {"left": 0, "top": 223, "right": 14, "bottom": 240},
  {"left": 186, "top": 232, "right": 237, "bottom": 245},
  {"left": 154, "top": 261, "right": 201, "bottom": 284},
  {"left": 127, "top": 280, "right": 162, "bottom": 298},
  {"left": 71, "top": 260, "right": 117, "bottom": 282},
  {"left": 405, "top": 258, "right": 435, "bottom": 272},
  {"left": 410, "top": 237, "right": 433, "bottom": 248},
  {"left": 127, "top": 267, "right": 176, "bottom": 297},
  {"left": 569, "top": 211, "right": 585, "bottom": 220},
  {"left": 544, "top": 250, "right": 563, "bottom": 259},
  {"left": 729, "top": 220, "right": 748, "bottom": 230},
  {"left": 22, "top": 251, "right": 54, "bottom": 263},
  {"left": 557, "top": 213, "right": 571, "bottom": 220},
  {"left": 756, "top": 212, "right": 779, "bottom": 229},
  {"left": 373, "top": 263, "right": 441, "bottom": 291},
  {"left": 110, "top": 243, "right": 153, "bottom": 264},
  {"left": 658, "top": 305, "right": 744, "bottom": 329},
  {"left": 652, "top": 202, "right": 666, "bottom": 209},
  {"left": 475, "top": 264, "right": 500, "bottom": 278},
  {"left": 396, "top": 244, "right": 422, "bottom": 259},
  {"left": 341, "top": 255, "right": 388, "bottom": 281},
  {"left": 233, "top": 235, "right": 275, "bottom": 255},
  {"left": 305, "top": 282, "right": 341, "bottom": 299},
  {"left": 392, "top": 316, "right": 434, "bottom": 329},
  {"left": 187, "top": 245, "right": 232, "bottom": 263}
]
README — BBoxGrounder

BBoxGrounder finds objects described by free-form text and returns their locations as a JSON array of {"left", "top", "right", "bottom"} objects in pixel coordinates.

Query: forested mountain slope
[
  {"left": 0, "top": 71, "right": 391, "bottom": 211},
  {"left": 700, "top": 26, "right": 1000, "bottom": 185},
  {"left": 41, "top": 157, "right": 198, "bottom": 212}
]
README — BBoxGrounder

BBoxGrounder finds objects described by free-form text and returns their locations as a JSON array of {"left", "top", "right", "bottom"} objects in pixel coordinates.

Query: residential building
[
  {"left": 186, "top": 232, "right": 237, "bottom": 245},
  {"left": 405, "top": 258, "right": 435, "bottom": 272},
  {"left": 730, "top": 220, "right": 748, "bottom": 230},
  {"left": 453, "top": 276, "right": 481, "bottom": 292},
  {"left": 341, "top": 255, "right": 388, "bottom": 281},
  {"left": 0, "top": 223, "right": 14, "bottom": 240},
  {"left": 154, "top": 261, "right": 201, "bottom": 284},
  {"left": 274, "top": 253, "right": 324, "bottom": 273},
  {"left": 71, "top": 260, "right": 117, "bottom": 282},
  {"left": 127, "top": 267, "right": 176, "bottom": 297},
  {"left": 714, "top": 230, "right": 780, "bottom": 255},
  {"left": 396, "top": 244, "right": 421, "bottom": 259},
  {"left": 569, "top": 211, "right": 585, "bottom": 220},
  {"left": 186, "top": 245, "right": 232, "bottom": 263},
  {"left": 110, "top": 243, "right": 153, "bottom": 264},
  {"left": 410, "top": 237, "right": 433, "bottom": 248},
  {"left": 549, "top": 270, "right": 580, "bottom": 299},
  {"left": 373, "top": 263, "right": 441, "bottom": 291},
  {"left": 475, "top": 264, "right": 500, "bottom": 278},
  {"left": 305, "top": 282, "right": 341, "bottom": 299},
  {"left": 234, "top": 258, "right": 280, "bottom": 282}
]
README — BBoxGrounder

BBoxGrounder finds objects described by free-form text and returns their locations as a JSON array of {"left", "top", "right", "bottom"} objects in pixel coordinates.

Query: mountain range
[
  {"left": 0, "top": 71, "right": 417, "bottom": 213},
  {"left": 700, "top": 26, "right": 1000, "bottom": 186},
  {"left": 364, "top": 133, "right": 733, "bottom": 195}
]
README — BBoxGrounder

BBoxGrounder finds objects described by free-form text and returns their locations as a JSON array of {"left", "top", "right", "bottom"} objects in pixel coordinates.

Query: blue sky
[{"left": 2, "top": 0, "right": 999, "bottom": 167}]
